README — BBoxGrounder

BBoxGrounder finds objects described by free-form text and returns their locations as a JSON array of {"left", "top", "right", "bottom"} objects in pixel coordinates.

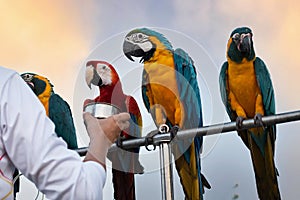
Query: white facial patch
[
  {"left": 139, "top": 41, "right": 153, "bottom": 52},
  {"left": 241, "top": 33, "right": 252, "bottom": 41},
  {"left": 96, "top": 63, "right": 112, "bottom": 85},
  {"left": 126, "top": 32, "right": 153, "bottom": 52},
  {"left": 126, "top": 33, "right": 148, "bottom": 43}
]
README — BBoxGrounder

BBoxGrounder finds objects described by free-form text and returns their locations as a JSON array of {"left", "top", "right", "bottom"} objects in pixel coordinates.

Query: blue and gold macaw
[
  {"left": 21, "top": 73, "right": 78, "bottom": 149},
  {"left": 123, "top": 28, "right": 210, "bottom": 200},
  {"left": 14, "top": 73, "right": 78, "bottom": 198},
  {"left": 219, "top": 27, "right": 280, "bottom": 200}
]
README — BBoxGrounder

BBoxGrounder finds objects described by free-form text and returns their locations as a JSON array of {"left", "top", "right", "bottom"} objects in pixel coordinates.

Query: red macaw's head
[
  {"left": 85, "top": 60, "right": 125, "bottom": 107},
  {"left": 85, "top": 60, "right": 120, "bottom": 89}
]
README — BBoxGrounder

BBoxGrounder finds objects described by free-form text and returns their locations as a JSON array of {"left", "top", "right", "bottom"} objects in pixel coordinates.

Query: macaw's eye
[
  {"left": 25, "top": 74, "right": 31, "bottom": 79},
  {"left": 135, "top": 33, "right": 148, "bottom": 42},
  {"left": 138, "top": 33, "right": 144, "bottom": 39},
  {"left": 22, "top": 74, "right": 34, "bottom": 81},
  {"left": 232, "top": 33, "right": 240, "bottom": 41}
]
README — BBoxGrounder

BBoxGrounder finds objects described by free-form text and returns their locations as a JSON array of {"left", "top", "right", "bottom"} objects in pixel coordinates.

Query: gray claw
[
  {"left": 170, "top": 125, "right": 179, "bottom": 139},
  {"left": 254, "top": 113, "right": 265, "bottom": 129},
  {"left": 236, "top": 116, "right": 244, "bottom": 130}
]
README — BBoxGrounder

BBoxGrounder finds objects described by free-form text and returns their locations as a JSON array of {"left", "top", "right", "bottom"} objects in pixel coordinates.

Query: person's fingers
[
  {"left": 83, "top": 112, "right": 105, "bottom": 137},
  {"left": 116, "top": 120, "right": 130, "bottom": 131},
  {"left": 83, "top": 112, "right": 130, "bottom": 143},
  {"left": 83, "top": 112, "right": 92, "bottom": 125},
  {"left": 112, "top": 113, "right": 130, "bottom": 130},
  {"left": 113, "top": 112, "right": 130, "bottom": 121}
]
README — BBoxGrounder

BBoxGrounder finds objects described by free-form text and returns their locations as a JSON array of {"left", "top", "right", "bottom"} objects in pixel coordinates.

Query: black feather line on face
[
  {"left": 91, "top": 67, "right": 103, "bottom": 87},
  {"left": 31, "top": 77, "right": 47, "bottom": 96},
  {"left": 228, "top": 27, "right": 255, "bottom": 63},
  {"left": 227, "top": 38, "right": 255, "bottom": 63},
  {"left": 123, "top": 39, "right": 156, "bottom": 63},
  {"left": 140, "top": 44, "right": 156, "bottom": 63}
]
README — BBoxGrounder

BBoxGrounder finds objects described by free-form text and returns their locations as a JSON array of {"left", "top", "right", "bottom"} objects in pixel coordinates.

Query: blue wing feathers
[
  {"left": 141, "top": 69, "right": 150, "bottom": 112},
  {"left": 174, "top": 48, "right": 203, "bottom": 185},
  {"left": 174, "top": 48, "right": 203, "bottom": 128},
  {"left": 254, "top": 57, "right": 276, "bottom": 141},
  {"left": 49, "top": 93, "right": 78, "bottom": 149},
  {"left": 219, "top": 62, "right": 235, "bottom": 120},
  {"left": 254, "top": 57, "right": 275, "bottom": 116}
]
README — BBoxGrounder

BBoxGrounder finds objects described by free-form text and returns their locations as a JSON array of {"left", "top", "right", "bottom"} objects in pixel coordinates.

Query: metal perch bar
[{"left": 75, "top": 110, "right": 300, "bottom": 156}]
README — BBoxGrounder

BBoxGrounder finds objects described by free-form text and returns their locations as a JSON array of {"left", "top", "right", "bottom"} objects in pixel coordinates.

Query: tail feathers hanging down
[
  {"left": 201, "top": 173, "right": 211, "bottom": 190},
  {"left": 112, "top": 169, "right": 135, "bottom": 200},
  {"left": 175, "top": 154, "right": 201, "bottom": 200},
  {"left": 244, "top": 128, "right": 281, "bottom": 200},
  {"left": 175, "top": 155, "right": 211, "bottom": 200},
  {"left": 109, "top": 147, "right": 143, "bottom": 200},
  {"left": 173, "top": 142, "right": 210, "bottom": 200}
]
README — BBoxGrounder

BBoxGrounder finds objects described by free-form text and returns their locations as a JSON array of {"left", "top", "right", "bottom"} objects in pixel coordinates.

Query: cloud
[
  {"left": 0, "top": 1, "right": 94, "bottom": 103},
  {"left": 5, "top": 1, "right": 300, "bottom": 199},
  {"left": 171, "top": 0, "right": 300, "bottom": 110}
]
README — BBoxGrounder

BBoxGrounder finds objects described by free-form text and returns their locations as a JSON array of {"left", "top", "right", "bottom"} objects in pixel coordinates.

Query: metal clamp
[{"left": 145, "top": 124, "right": 172, "bottom": 151}]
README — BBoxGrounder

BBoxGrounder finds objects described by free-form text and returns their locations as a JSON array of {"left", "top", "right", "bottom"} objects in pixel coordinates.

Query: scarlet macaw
[
  {"left": 123, "top": 28, "right": 210, "bottom": 200},
  {"left": 219, "top": 27, "right": 281, "bottom": 200},
  {"left": 84, "top": 60, "right": 144, "bottom": 200}
]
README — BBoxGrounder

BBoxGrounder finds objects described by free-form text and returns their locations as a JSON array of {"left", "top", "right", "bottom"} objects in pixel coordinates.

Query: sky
[{"left": 1, "top": 1, "right": 300, "bottom": 199}]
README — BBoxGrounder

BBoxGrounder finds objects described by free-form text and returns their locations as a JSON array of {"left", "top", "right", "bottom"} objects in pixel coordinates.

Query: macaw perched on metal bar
[
  {"left": 219, "top": 27, "right": 281, "bottom": 200},
  {"left": 84, "top": 60, "right": 144, "bottom": 200},
  {"left": 19, "top": 73, "right": 78, "bottom": 199},
  {"left": 123, "top": 28, "right": 210, "bottom": 200}
]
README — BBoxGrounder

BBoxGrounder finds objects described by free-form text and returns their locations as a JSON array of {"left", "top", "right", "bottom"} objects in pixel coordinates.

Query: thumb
[
  {"left": 112, "top": 112, "right": 130, "bottom": 131},
  {"left": 83, "top": 112, "right": 93, "bottom": 121}
]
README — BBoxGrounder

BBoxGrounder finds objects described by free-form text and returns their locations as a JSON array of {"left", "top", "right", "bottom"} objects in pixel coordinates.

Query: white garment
[{"left": 0, "top": 66, "right": 106, "bottom": 200}]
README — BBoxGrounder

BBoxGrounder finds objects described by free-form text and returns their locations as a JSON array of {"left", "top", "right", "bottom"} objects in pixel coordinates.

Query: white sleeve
[{"left": 0, "top": 73, "right": 106, "bottom": 200}]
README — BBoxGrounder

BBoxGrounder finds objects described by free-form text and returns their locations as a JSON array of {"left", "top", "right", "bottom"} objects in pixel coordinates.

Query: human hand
[
  {"left": 83, "top": 112, "right": 130, "bottom": 166},
  {"left": 83, "top": 112, "right": 130, "bottom": 143}
]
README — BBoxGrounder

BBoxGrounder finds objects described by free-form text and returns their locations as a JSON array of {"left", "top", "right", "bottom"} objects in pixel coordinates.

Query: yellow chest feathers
[
  {"left": 227, "top": 58, "right": 262, "bottom": 116},
  {"left": 144, "top": 50, "right": 183, "bottom": 124},
  {"left": 145, "top": 49, "right": 176, "bottom": 88}
]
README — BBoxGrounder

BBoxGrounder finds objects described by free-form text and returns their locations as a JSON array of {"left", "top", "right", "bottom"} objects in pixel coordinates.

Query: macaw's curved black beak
[
  {"left": 239, "top": 34, "right": 252, "bottom": 54},
  {"left": 91, "top": 68, "right": 103, "bottom": 87},
  {"left": 26, "top": 82, "right": 35, "bottom": 90},
  {"left": 123, "top": 40, "right": 145, "bottom": 62},
  {"left": 85, "top": 66, "right": 103, "bottom": 89}
]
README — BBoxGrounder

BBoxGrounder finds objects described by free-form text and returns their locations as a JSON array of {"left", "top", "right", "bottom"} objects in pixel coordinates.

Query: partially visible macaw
[
  {"left": 18, "top": 73, "right": 78, "bottom": 199},
  {"left": 123, "top": 28, "right": 210, "bottom": 200},
  {"left": 219, "top": 27, "right": 281, "bottom": 200},
  {"left": 21, "top": 73, "right": 78, "bottom": 149},
  {"left": 84, "top": 60, "right": 144, "bottom": 200}
]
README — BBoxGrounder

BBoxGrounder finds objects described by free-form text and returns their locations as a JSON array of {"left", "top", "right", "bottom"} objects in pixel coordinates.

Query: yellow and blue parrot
[
  {"left": 123, "top": 28, "right": 210, "bottom": 200},
  {"left": 21, "top": 73, "right": 78, "bottom": 149},
  {"left": 13, "top": 73, "right": 78, "bottom": 198},
  {"left": 219, "top": 27, "right": 281, "bottom": 200}
]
